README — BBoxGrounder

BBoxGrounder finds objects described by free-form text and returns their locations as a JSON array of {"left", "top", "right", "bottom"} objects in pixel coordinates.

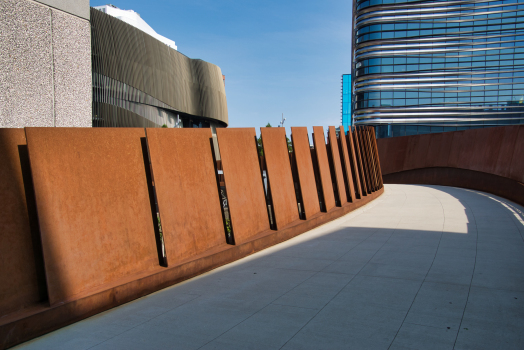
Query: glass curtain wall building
[
  {"left": 353, "top": 0, "right": 524, "bottom": 138},
  {"left": 342, "top": 74, "right": 353, "bottom": 128}
]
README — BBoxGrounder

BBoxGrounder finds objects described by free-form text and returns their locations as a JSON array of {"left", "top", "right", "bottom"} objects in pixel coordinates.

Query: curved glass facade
[{"left": 353, "top": 0, "right": 524, "bottom": 138}]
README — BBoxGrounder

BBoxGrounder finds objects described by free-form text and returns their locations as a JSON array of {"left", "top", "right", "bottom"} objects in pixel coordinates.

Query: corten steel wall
[
  {"left": 346, "top": 128, "right": 363, "bottom": 199},
  {"left": 0, "top": 130, "right": 46, "bottom": 316},
  {"left": 377, "top": 125, "right": 524, "bottom": 206},
  {"left": 146, "top": 128, "right": 229, "bottom": 265},
  {"left": 312, "top": 126, "right": 336, "bottom": 211},
  {"left": 91, "top": 8, "right": 228, "bottom": 127},
  {"left": 290, "top": 127, "right": 321, "bottom": 219},
  {"left": 216, "top": 128, "right": 270, "bottom": 244},
  {"left": 261, "top": 128, "right": 300, "bottom": 229},
  {"left": 328, "top": 126, "right": 348, "bottom": 204},
  {"left": 338, "top": 126, "right": 356, "bottom": 202},
  {"left": 25, "top": 128, "right": 161, "bottom": 305},
  {"left": 0, "top": 125, "right": 383, "bottom": 349}
]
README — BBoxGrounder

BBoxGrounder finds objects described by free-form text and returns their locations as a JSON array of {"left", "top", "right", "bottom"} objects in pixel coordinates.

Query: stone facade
[{"left": 0, "top": 0, "right": 91, "bottom": 128}]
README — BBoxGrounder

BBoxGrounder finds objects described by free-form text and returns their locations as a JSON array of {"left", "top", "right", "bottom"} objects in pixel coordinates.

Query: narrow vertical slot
[
  {"left": 140, "top": 137, "right": 167, "bottom": 267},
  {"left": 18, "top": 145, "right": 48, "bottom": 303},
  {"left": 257, "top": 136, "right": 277, "bottom": 230},
  {"left": 310, "top": 143, "right": 326, "bottom": 212},
  {"left": 289, "top": 134, "right": 305, "bottom": 220},
  {"left": 210, "top": 139, "right": 235, "bottom": 245},
  {"left": 326, "top": 139, "right": 341, "bottom": 207},
  {"left": 337, "top": 134, "right": 352, "bottom": 203}
]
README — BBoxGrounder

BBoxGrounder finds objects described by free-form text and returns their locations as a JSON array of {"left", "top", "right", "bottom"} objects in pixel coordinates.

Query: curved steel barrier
[
  {"left": 0, "top": 125, "right": 382, "bottom": 349},
  {"left": 377, "top": 125, "right": 524, "bottom": 206}
]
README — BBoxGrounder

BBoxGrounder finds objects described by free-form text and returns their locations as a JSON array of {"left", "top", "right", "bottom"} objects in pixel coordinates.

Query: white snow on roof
[{"left": 94, "top": 5, "right": 177, "bottom": 50}]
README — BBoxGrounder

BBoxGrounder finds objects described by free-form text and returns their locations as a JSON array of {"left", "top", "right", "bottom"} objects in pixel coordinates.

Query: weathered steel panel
[
  {"left": 352, "top": 129, "right": 369, "bottom": 194},
  {"left": 346, "top": 130, "right": 363, "bottom": 197},
  {"left": 338, "top": 126, "right": 356, "bottom": 201},
  {"left": 261, "top": 128, "right": 300, "bottom": 229},
  {"left": 0, "top": 129, "right": 46, "bottom": 316},
  {"left": 290, "top": 127, "right": 321, "bottom": 219},
  {"left": 216, "top": 128, "right": 269, "bottom": 244},
  {"left": 312, "top": 127, "right": 336, "bottom": 211},
  {"left": 146, "top": 128, "right": 227, "bottom": 265},
  {"left": 327, "top": 126, "right": 347, "bottom": 203},
  {"left": 25, "top": 128, "right": 160, "bottom": 305},
  {"left": 509, "top": 125, "right": 524, "bottom": 183}
]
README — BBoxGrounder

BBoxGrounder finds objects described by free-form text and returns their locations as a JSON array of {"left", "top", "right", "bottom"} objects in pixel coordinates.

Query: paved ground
[{"left": 15, "top": 184, "right": 524, "bottom": 350}]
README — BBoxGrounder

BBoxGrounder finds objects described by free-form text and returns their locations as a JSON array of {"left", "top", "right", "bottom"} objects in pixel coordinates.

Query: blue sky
[{"left": 92, "top": 0, "right": 352, "bottom": 129}]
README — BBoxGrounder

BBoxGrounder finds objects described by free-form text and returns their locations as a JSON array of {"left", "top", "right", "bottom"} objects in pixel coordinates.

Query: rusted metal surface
[
  {"left": 0, "top": 129, "right": 46, "bottom": 317},
  {"left": 312, "top": 127, "right": 336, "bottom": 211},
  {"left": 290, "top": 127, "right": 321, "bottom": 219},
  {"left": 261, "top": 128, "right": 300, "bottom": 229},
  {"left": 0, "top": 125, "right": 387, "bottom": 349},
  {"left": 337, "top": 126, "right": 356, "bottom": 202},
  {"left": 0, "top": 185, "right": 384, "bottom": 350},
  {"left": 216, "top": 128, "right": 270, "bottom": 244},
  {"left": 327, "top": 126, "right": 347, "bottom": 203},
  {"left": 25, "top": 128, "right": 160, "bottom": 306},
  {"left": 366, "top": 127, "right": 379, "bottom": 191},
  {"left": 146, "top": 128, "right": 228, "bottom": 265},
  {"left": 369, "top": 127, "right": 384, "bottom": 188},
  {"left": 360, "top": 127, "right": 375, "bottom": 192},
  {"left": 346, "top": 129, "right": 363, "bottom": 198},
  {"left": 352, "top": 128, "right": 369, "bottom": 195},
  {"left": 377, "top": 125, "right": 524, "bottom": 204}
]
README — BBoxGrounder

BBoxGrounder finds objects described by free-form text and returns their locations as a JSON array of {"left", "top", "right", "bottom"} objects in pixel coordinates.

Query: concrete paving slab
[{"left": 14, "top": 184, "right": 524, "bottom": 350}]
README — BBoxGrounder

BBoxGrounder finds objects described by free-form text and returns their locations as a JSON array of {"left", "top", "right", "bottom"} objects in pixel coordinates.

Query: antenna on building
[{"left": 279, "top": 113, "right": 286, "bottom": 127}]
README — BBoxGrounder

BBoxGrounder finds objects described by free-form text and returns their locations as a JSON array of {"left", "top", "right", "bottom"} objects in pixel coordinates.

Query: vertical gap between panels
[
  {"left": 311, "top": 134, "right": 326, "bottom": 212},
  {"left": 326, "top": 134, "right": 341, "bottom": 207},
  {"left": 18, "top": 144, "right": 49, "bottom": 304},
  {"left": 257, "top": 135, "right": 277, "bottom": 230},
  {"left": 337, "top": 132, "right": 352, "bottom": 203},
  {"left": 289, "top": 133, "right": 305, "bottom": 220},
  {"left": 140, "top": 134, "right": 168, "bottom": 267},
  {"left": 210, "top": 138, "right": 235, "bottom": 245}
]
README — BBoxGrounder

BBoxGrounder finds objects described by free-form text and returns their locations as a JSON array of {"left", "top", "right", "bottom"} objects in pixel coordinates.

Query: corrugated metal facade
[{"left": 91, "top": 8, "right": 228, "bottom": 127}]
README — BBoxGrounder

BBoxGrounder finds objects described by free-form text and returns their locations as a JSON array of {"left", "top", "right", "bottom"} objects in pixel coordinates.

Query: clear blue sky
[{"left": 92, "top": 0, "right": 352, "bottom": 129}]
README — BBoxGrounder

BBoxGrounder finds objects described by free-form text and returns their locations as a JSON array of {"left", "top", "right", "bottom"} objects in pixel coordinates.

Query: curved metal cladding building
[
  {"left": 90, "top": 8, "right": 228, "bottom": 128},
  {"left": 353, "top": 0, "right": 524, "bottom": 138}
]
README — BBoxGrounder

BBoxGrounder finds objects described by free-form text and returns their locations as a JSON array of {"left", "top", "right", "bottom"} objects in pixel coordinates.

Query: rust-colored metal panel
[
  {"left": 458, "top": 129, "right": 479, "bottom": 171},
  {"left": 357, "top": 127, "right": 371, "bottom": 192},
  {"left": 377, "top": 136, "right": 409, "bottom": 175},
  {"left": 0, "top": 129, "right": 46, "bottom": 316},
  {"left": 327, "top": 126, "right": 347, "bottom": 203},
  {"left": 494, "top": 126, "right": 519, "bottom": 178},
  {"left": 346, "top": 130, "right": 363, "bottom": 198},
  {"left": 426, "top": 132, "right": 454, "bottom": 168},
  {"left": 448, "top": 130, "right": 466, "bottom": 168},
  {"left": 338, "top": 126, "right": 356, "bottom": 201},
  {"left": 479, "top": 127, "right": 505, "bottom": 174},
  {"left": 290, "top": 127, "right": 321, "bottom": 219},
  {"left": 369, "top": 127, "right": 384, "bottom": 187},
  {"left": 352, "top": 129, "right": 368, "bottom": 195},
  {"left": 404, "top": 133, "right": 431, "bottom": 171},
  {"left": 25, "top": 128, "right": 160, "bottom": 305},
  {"left": 509, "top": 125, "right": 524, "bottom": 183},
  {"left": 216, "top": 128, "right": 269, "bottom": 244},
  {"left": 364, "top": 127, "right": 378, "bottom": 191},
  {"left": 146, "top": 128, "right": 227, "bottom": 265},
  {"left": 312, "top": 126, "right": 336, "bottom": 211},
  {"left": 261, "top": 127, "right": 300, "bottom": 229},
  {"left": 360, "top": 127, "right": 375, "bottom": 191}
]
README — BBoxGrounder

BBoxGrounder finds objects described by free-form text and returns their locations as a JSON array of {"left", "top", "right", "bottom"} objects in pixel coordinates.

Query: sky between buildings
[{"left": 92, "top": 0, "right": 353, "bottom": 130}]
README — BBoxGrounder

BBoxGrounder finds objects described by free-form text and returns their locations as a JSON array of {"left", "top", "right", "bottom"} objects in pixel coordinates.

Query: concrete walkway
[{"left": 15, "top": 185, "right": 524, "bottom": 350}]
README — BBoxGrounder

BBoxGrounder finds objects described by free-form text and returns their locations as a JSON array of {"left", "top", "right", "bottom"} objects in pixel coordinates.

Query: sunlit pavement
[{"left": 15, "top": 184, "right": 524, "bottom": 350}]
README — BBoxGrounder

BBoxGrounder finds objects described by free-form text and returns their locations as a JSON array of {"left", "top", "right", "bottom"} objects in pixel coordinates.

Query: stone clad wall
[
  {"left": 0, "top": 125, "right": 383, "bottom": 349},
  {"left": 0, "top": 0, "right": 91, "bottom": 128}
]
